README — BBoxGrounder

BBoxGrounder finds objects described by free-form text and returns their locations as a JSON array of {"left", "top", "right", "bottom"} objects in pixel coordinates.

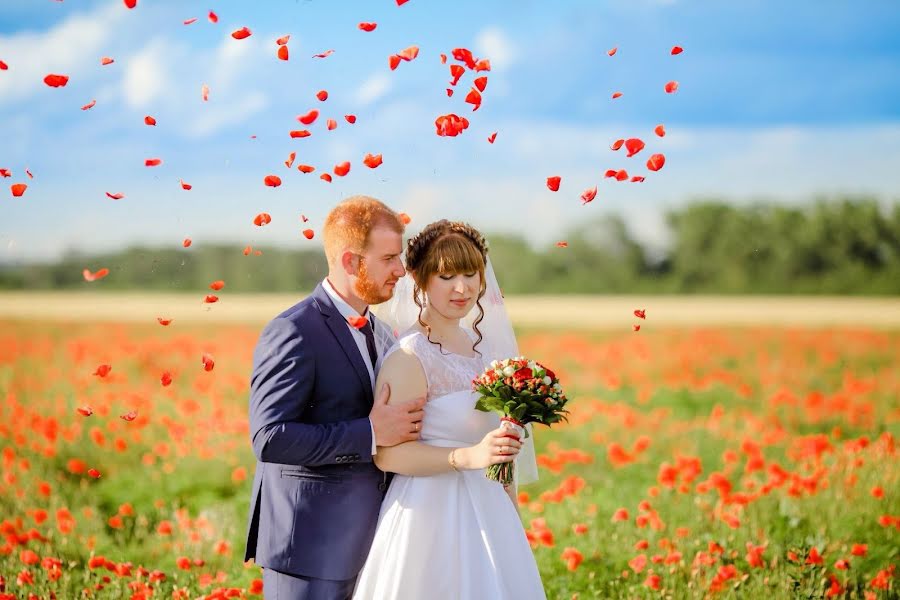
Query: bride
[{"left": 353, "top": 220, "right": 546, "bottom": 599}]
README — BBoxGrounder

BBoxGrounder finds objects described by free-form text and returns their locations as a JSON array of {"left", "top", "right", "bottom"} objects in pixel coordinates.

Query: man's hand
[{"left": 369, "top": 383, "right": 426, "bottom": 447}]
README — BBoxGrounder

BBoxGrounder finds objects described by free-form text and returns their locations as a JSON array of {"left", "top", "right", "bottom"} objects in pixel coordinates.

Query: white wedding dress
[{"left": 352, "top": 329, "right": 546, "bottom": 600}]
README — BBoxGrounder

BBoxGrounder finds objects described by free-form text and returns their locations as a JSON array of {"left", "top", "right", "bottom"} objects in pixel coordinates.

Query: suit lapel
[{"left": 312, "top": 284, "right": 374, "bottom": 405}]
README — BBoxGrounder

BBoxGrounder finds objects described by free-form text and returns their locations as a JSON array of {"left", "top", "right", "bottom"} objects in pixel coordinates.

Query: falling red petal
[
  {"left": 0, "top": 169, "right": 10, "bottom": 178},
  {"left": 182, "top": 238, "right": 192, "bottom": 247},
  {"left": 320, "top": 173, "right": 332, "bottom": 183},
  {"left": 105, "top": 192, "right": 125, "bottom": 200},
  {"left": 264, "top": 175, "right": 281, "bottom": 188},
  {"left": 446, "top": 88, "right": 453, "bottom": 97},
  {"left": 465, "top": 87, "right": 482, "bottom": 111},
  {"left": 157, "top": 317, "right": 173, "bottom": 325},
  {"left": 451, "top": 48, "right": 476, "bottom": 69},
  {"left": 302, "top": 229, "right": 315, "bottom": 240},
  {"left": 487, "top": 132, "right": 497, "bottom": 144},
  {"left": 43, "top": 74, "right": 69, "bottom": 87},
  {"left": 646, "top": 153, "right": 666, "bottom": 171},
  {"left": 11, "top": 183, "right": 27, "bottom": 197},
  {"left": 671, "top": 46, "right": 683, "bottom": 55},
  {"left": 474, "top": 76, "right": 488, "bottom": 92},
  {"left": 611, "top": 139, "right": 625, "bottom": 151},
  {"left": 358, "top": 22, "right": 377, "bottom": 32},
  {"left": 81, "top": 99, "right": 97, "bottom": 110},
  {"left": 201, "top": 83, "right": 209, "bottom": 101},
  {"left": 183, "top": 17, "right": 197, "bottom": 25},
  {"left": 630, "top": 176, "right": 645, "bottom": 183},
  {"left": 397, "top": 45, "right": 419, "bottom": 61},
  {"left": 474, "top": 59, "right": 491, "bottom": 72},
  {"left": 347, "top": 316, "right": 368, "bottom": 329},
  {"left": 202, "top": 353, "right": 215, "bottom": 372},
  {"left": 204, "top": 295, "right": 219, "bottom": 304},
  {"left": 434, "top": 113, "right": 469, "bottom": 137},
  {"left": 243, "top": 246, "right": 252, "bottom": 256},
  {"left": 123, "top": 0, "right": 136, "bottom": 8},
  {"left": 312, "top": 49, "right": 334, "bottom": 59},
  {"left": 231, "top": 27, "right": 252, "bottom": 40},
  {"left": 277, "top": 45, "right": 289, "bottom": 61},
  {"left": 253, "top": 212, "right": 272, "bottom": 227},
  {"left": 83, "top": 268, "right": 110, "bottom": 282},
  {"left": 607, "top": 47, "right": 617, "bottom": 57},
  {"left": 546, "top": 176, "right": 561, "bottom": 192},
  {"left": 121, "top": 410, "right": 138, "bottom": 421},
  {"left": 388, "top": 54, "right": 401, "bottom": 70},
  {"left": 345, "top": 114, "right": 357, "bottom": 124},
  {"left": 180, "top": 179, "right": 192, "bottom": 190},
  {"left": 634, "top": 309, "right": 646, "bottom": 319},
  {"left": 290, "top": 129, "right": 311, "bottom": 138},
  {"left": 654, "top": 124, "right": 666, "bottom": 137},
  {"left": 316, "top": 89, "right": 328, "bottom": 101},
  {"left": 633, "top": 324, "right": 641, "bottom": 332},
  {"left": 363, "top": 153, "right": 383, "bottom": 168},
  {"left": 276, "top": 35, "right": 290, "bottom": 46},
  {"left": 325, "top": 118, "right": 337, "bottom": 131},
  {"left": 77, "top": 406, "right": 93, "bottom": 417},
  {"left": 0, "top": 61, "right": 7, "bottom": 70},
  {"left": 25, "top": 169, "right": 33, "bottom": 179},
  {"left": 625, "top": 138, "right": 645, "bottom": 157},
  {"left": 664, "top": 81, "right": 679, "bottom": 93},
  {"left": 449, "top": 64, "right": 465, "bottom": 85},
  {"left": 93, "top": 364, "right": 112, "bottom": 377},
  {"left": 398, "top": 212, "right": 411, "bottom": 225},
  {"left": 612, "top": 91, "right": 623, "bottom": 99},
  {"left": 145, "top": 158, "right": 162, "bottom": 167},
  {"left": 300, "top": 214, "right": 309, "bottom": 222},
  {"left": 101, "top": 57, "right": 114, "bottom": 65},
  {"left": 556, "top": 241, "right": 568, "bottom": 248},
  {"left": 297, "top": 109, "right": 319, "bottom": 125},
  {"left": 581, "top": 186, "right": 598, "bottom": 204},
  {"left": 297, "top": 164, "right": 315, "bottom": 173},
  {"left": 615, "top": 169, "right": 628, "bottom": 181},
  {"left": 439, "top": 53, "right": 447, "bottom": 64},
  {"left": 396, "top": 0, "right": 410, "bottom": 5},
  {"left": 604, "top": 169, "right": 618, "bottom": 178},
  {"left": 88, "top": 468, "right": 101, "bottom": 478},
  {"left": 209, "top": 280, "right": 225, "bottom": 291},
  {"left": 334, "top": 161, "right": 351, "bottom": 177},
  {"left": 285, "top": 152, "right": 296, "bottom": 168},
  {"left": 144, "top": 115, "right": 156, "bottom": 126},
  {"left": 207, "top": 10, "right": 218, "bottom": 23},
  {"left": 160, "top": 372, "right": 173, "bottom": 386}
]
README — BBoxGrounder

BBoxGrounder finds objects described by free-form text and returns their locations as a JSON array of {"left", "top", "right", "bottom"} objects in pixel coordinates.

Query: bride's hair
[{"left": 405, "top": 220, "right": 488, "bottom": 355}]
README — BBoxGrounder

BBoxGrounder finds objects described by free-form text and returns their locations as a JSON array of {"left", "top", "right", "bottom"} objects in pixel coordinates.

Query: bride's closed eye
[{"left": 439, "top": 272, "right": 477, "bottom": 280}]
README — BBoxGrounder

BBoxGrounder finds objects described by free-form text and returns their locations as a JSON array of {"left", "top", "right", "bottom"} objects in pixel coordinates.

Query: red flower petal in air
[
  {"left": 608, "top": 47, "right": 617, "bottom": 57},
  {"left": 363, "top": 153, "right": 383, "bottom": 168},
  {"left": 546, "top": 176, "right": 561, "bottom": 192},
  {"left": 556, "top": 241, "right": 569, "bottom": 248},
  {"left": 465, "top": 87, "right": 482, "bottom": 111},
  {"left": 612, "top": 91, "right": 622, "bottom": 99},
  {"left": 312, "top": 49, "right": 334, "bottom": 59},
  {"left": 276, "top": 35, "right": 290, "bottom": 46},
  {"left": 105, "top": 192, "right": 125, "bottom": 200},
  {"left": 625, "top": 138, "right": 645, "bottom": 157},
  {"left": 474, "top": 76, "right": 488, "bottom": 92},
  {"left": 160, "top": 371, "right": 173, "bottom": 386},
  {"left": 0, "top": 169, "right": 11, "bottom": 177},
  {"left": 334, "top": 161, "right": 350, "bottom": 177},
  {"left": 615, "top": 169, "right": 628, "bottom": 181},
  {"left": 81, "top": 98, "right": 96, "bottom": 110},
  {"left": 646, "top": 153, "right": 665, "bottom": 171},
  {"left": 487, "top": 132, "right": 497, "bottom": 144},
  {"left": 183, "top": 238, "right": 192, "bottom": 247},
  {"left": 345, "top": 114, "right": 357, "bottom": 124},
  {"left": 300, "top": 214, "right": 309, "bottom": 222},
  {"left": 633, "top": 324, "right": 641, "bottom": 332},
  {"left": 347, "top": 316, "right": 368, "bottom": 329},
  {"left": 93, "top": 364, "right": 112, "bottom": 377},
  {"left": 207, "top": 10, "right": 218, "bottom": 23},
  {"left": 43, "top": 74, "right": 69, "bottom": 87},
  {"left": 634, "top": 309, "right": 646, "bottom": 319},
  {"left": 243, "top": 246, "right": 252, "bottom": 256},
  {"left": 581, "top": 186, "right": 597, "bottom": 204},
  {"left": 88, "top": 468, "right": 101, "bottom": 478},
  {"left": 671, "top": 46, "right": 683, "bottom": 55},
  {"left": 358, "top": 22, "right": 377, "bottom": 32},
  {"left": 77, "top": 406, "right": 93, "bottom": 416},
  {"left": 326, "top": 118, "right": 337, "bottom": 130},
  {"left": 440, "top": 53, "right": 447, "bottom": 64},
  {"left": 180, "top": 179, "right": 192, "bottom": 190},
  {"left": 285, "top": 152, "right": 296, "bottom": 168},
  {"left": 449, "top": 64, "right": 465, "bottom": 86},
  {"left": 398, "top": 212, "right": 411, "bottom": 225},
  {"left": 231, "top": 27, "right": 252, "bottom": 40},
  {"left": 101, "top": 57, "right": 114, "bottom": 66},
  {"left": 277, "top": 45, "right": 289, "bottom": 61},
  {"left": 83, "top": 268, "right": 110, "bottom": 282},
  {"left": 434, "top": 113, "right": 469, "bottom": 137},
  {"left": 253, "top": 213, "right": 272, "bottom": 226},
  {"left": 611, "top": 139, "right": 625, "bottom": 151},
  {"left": 316, "top": 90, "right": 328, "bottom": 101},
  {"left": 204, "top": 295, "right": 218, "bottom": 303},
  {"left": 396, "top": 0, "right": 410, "bottom": 5},
  {"left": 446, "top": 88, "right": 453, "bottom": 97},
  {"left": 121, "top": 410, "right": 137, "bottom": 421},
  {"left": 0, "top": 61, "right": 8, "bottom": 70},
  {"left": 290, "top": 130, "right": 311, "bottom": 138},
  {"left": 123, "top": 0, "right": 136, "bottom": 8},
  {"left": 664, "top": 81, "right": 679, "bottom": 93},
  {"left": 397, "top": 45, "right": 419, "bottom": 61},
  {"left": 654, "top": 124, "right": 666, "bottom": 137},
  {"left": 388, "top": 54, "right": 401, "bottom": 70},
  {"left": 157, "top": 317, "right": 173, "bottom": 325},
  {"left": 451, "top": 48, "right": 476, "bottom": 69},
  {"left": 302, "top": 229, "right": 314, "bottom": 239},
  {"left": 202, "top": 353, "right": 215, "bottom": 372},
  {"left": 144, "top": 115, "right": 156, "bottom": 126},
  {"left": 474, "top": 58, "right": 491, "bottom": 71},
  {"left": 201, "top": 83, "right": 209, "bottom": 101},
  {"left": 604, "top": 169, "right": 618, "bottom": 179},
  {"left": 25, "top": 169, "right": 33, "bottom": 179},
  {"left": 209, "top": 280, "right": 225, "bottom": 290},
  {"left": 297, "top": 109, "right": 319, "bottom": 125},
  {"left": 183, "top": 18, "right": 197, "bottom": 25},
  {"left": 11, "top": 183, "right": 27, "bottom": 197},
  {"left": 630, "top": 176, "right": 645, "bottom": 183},
  {"left": 297, "top": 164, "right": 315, "bottom": 173},
  {"left": 145, "top": 158, "right": 162, "bottom": 167},
  {"left": 320, "top": 173, "right": 332, "bottom": 183}
]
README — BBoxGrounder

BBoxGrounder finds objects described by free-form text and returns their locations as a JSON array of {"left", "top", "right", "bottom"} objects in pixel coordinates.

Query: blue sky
[{"left": 1, "top": 0, "right": 899, "bottom": 262}]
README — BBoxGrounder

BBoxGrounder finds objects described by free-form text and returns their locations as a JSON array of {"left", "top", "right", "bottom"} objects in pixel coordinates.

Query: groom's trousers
[{"left": 263, "top": 567, "right": 356, "bottom": 600}]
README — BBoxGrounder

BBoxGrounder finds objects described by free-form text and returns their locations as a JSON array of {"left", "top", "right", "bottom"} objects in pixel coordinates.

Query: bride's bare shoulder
[{"left": 377, "top": 335, "right": 427, "bottom": 404}]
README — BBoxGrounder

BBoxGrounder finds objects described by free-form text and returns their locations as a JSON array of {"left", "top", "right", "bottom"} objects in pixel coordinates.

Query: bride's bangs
[{"left": 430, "top": 234, "right": 484, "bottom": 276}]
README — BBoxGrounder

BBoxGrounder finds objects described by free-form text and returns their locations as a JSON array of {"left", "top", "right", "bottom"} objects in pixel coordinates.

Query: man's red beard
[{"left": 354, "top": 259, "right": 394, "bottom": 306}]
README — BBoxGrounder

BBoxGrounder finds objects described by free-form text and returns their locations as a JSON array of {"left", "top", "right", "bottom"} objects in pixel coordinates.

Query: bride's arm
[{"left": 373, "top": 350, "right": 521, "bottom": 476}]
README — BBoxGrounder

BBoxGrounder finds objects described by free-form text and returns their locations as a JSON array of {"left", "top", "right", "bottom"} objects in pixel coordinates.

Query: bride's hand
[{"left": 457, "top": 427, "right": 522, "bottom": 470}]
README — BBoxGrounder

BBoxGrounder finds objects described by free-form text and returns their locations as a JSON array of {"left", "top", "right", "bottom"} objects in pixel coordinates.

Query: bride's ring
[
  {"left": 414, "top": 422, "right": 420, "bottom": 432},
  {"left": 501, "top": 445, "right": 508, "bottom": 454}
]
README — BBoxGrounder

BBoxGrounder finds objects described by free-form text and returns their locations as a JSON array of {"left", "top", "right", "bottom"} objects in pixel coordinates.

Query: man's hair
[{"left": 322, "top": 195, "right": 406, "bottom": 267}]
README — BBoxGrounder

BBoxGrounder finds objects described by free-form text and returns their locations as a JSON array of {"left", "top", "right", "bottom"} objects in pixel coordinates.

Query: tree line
[{"left": 1, "top": 198, "right": 898, "bottom": 295}]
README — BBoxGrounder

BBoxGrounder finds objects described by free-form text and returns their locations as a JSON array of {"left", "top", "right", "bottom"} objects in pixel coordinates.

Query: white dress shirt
[{"left": 322, "top": 278, "right": 379, "bottom": 454}]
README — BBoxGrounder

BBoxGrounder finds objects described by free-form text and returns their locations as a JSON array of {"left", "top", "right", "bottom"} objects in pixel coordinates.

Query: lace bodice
[{"left": 384, "top": 329, "right": 498, "bottom": 447}]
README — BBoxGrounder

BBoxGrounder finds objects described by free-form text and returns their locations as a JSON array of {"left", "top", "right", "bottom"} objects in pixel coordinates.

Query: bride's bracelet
[{"left": 448, "top": 449, "right": 460, "bottom": 472}]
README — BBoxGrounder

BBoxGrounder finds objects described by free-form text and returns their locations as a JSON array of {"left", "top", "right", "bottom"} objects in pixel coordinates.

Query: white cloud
[
  {"left": 355, "top": 72, "right": 392, "bottom": 106},
  {"left": 474, "top": 27, "right": 518, "bottom": 71},
  {"left": 122, "top": 39, "right": 169, "bottom": 109},
  {"left": 185, "top": 91, "right": 269, "bottom": 139}
]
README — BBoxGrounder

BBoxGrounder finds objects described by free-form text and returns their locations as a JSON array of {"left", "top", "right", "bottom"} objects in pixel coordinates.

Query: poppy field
[{"left": 0, "top": 317, "right": 897, "bottom": 599}]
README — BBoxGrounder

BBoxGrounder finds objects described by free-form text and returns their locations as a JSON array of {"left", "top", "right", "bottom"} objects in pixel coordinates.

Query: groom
[{"left": 244, "top": 195, "right": 426, "bottom": 599}]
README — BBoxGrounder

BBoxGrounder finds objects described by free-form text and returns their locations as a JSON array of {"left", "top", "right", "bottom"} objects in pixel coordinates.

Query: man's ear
[{"left": 341, "top": 250, "right": 359, "bottom": 276}]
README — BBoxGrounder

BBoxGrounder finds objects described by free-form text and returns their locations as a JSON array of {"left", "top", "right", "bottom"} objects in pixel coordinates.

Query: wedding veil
[{"left": 372, "top": 256, "right": 540, "bottom": 487}]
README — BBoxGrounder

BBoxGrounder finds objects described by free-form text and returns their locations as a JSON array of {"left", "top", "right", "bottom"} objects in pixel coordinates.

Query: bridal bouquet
[{"left": 472, "top": 357, "right": 569, "bottom": 484}]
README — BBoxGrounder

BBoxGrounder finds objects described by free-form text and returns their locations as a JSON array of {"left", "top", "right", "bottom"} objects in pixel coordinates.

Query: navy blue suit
[{"left": 244, "top": 283, "right": 390, "bottom": 589}]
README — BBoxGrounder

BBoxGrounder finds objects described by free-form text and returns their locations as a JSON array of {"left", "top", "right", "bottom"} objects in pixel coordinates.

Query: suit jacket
[{"left": 244, "top": 283, "right": 390, "bottom": 581}]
